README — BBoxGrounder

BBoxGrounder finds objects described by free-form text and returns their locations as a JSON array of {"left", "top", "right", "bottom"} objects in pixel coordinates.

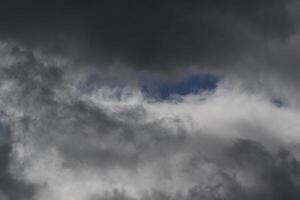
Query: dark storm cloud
[{"left": 0, "top": 0, "right": 296, "bottom": 71}]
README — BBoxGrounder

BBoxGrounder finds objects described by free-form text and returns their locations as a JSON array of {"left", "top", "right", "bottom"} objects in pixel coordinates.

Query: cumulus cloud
[{"left": 0, "top": 42, "right": 299, "bottom": 200}]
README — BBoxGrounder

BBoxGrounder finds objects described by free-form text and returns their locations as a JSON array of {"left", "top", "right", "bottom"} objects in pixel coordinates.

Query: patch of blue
[
  {"left": 272, "top": 98, "right": 286, "bottom": 108},
  {"left": 0, "top": 122, "right": 10, "bottom": 144},
  {"left": 140, "top": 74, "right": 219, "bottom": 100}
]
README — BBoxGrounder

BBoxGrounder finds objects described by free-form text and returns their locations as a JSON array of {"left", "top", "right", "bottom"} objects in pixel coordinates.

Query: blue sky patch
[
  {"left": 272, "top": 98, "right": 287, "bottom": 108},
  {"left": 77, "top": 72, "right": 219, "bottom": 101},
  {"left": 140, "top": 73, "right": 219, "bottom": 100},
  {"left": 0, "top": 121, "right": 10, "bottom": 144}
]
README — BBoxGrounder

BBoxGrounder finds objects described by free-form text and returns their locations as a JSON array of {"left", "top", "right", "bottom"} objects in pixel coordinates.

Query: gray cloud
[
  {"left": 1, "top": 0, "right": 299, "bottom": 104},
  {"left": 0, "top": 43, "right": 299, "bottom": 199},
  {"left": 88, "top": 139, "right": 300, "bottom": 200},
  {"left": 0, "top": 128, "right": 35, "bottom": 200},
  {"left": 0, "top": 0, "right": 297, "bottom": 72},
  {"left": 0, "top": 1, "right": 300, "bottom": 199}
]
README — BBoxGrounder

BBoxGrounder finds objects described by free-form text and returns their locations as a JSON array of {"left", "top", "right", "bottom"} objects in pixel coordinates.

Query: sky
[{"left": 1, "top": 1, "right": 300, "bottom": 200}]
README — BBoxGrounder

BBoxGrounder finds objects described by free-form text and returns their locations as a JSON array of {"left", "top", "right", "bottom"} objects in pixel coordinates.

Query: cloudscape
[{"left": 1, "top": 1, "right": 300, "bottom": 200}]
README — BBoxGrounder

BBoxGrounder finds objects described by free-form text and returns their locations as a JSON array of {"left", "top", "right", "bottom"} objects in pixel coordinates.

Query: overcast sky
[{"left": 1, "top": 1, "right": 300, "bottom": 200}]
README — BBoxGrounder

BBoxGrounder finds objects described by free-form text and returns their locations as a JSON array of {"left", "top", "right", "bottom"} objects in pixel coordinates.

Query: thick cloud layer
[
  {"left": 1, "top": 0, "right": 300, "bottom": 98},
  {"left": 0, "top": 0, "right": 297, "bottom": 71}
]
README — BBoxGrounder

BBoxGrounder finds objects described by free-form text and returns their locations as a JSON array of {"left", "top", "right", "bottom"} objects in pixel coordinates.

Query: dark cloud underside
[{"left": 0, "top": 0, "right": 296, "bottom": 71}]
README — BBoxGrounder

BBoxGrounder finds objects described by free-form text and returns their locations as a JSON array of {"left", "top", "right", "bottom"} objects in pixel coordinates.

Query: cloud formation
[
  {"left": 0, "top": 1, "right": 300, "bottom": 199},
  {"left": 0, "top": 42, "right": 299, "bottom": 199}
]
